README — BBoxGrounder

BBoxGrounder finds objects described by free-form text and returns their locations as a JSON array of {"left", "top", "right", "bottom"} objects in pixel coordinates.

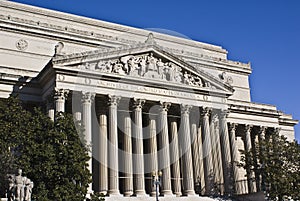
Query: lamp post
[{"left": 152, "top": 171, "right": 162, "bottom": 201}]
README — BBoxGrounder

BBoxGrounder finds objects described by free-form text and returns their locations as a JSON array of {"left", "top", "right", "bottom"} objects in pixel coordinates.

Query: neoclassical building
[{"left": 0, "top": 1, "right": 297, "bottom": 200}]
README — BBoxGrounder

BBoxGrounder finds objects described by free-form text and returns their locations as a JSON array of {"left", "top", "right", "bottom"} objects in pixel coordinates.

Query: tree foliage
[
  {"left": 239, "top": 131, "right": 300, "bottom": 200},
  {"left": 0, "top": 96, "right": 91, "bottom": 200}
]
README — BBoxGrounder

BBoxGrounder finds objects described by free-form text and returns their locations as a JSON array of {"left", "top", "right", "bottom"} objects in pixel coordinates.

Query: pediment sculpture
[{"left": 94, "top": 52, "right": 210, "bottom": 88}]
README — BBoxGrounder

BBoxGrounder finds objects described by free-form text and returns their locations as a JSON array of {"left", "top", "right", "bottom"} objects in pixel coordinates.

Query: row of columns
[{"left": 48, "top": 89, "right": 273, "bottom": 197}]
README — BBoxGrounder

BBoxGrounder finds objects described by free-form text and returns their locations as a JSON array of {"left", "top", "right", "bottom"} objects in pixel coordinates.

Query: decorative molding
[
  {"left": 132, "top": 98, "right": 145, "bottom": 110},
  {"left": 180, "top": 104, "right": 192, "bottom": 114},
  {"left": 81, "top": 92, "right": 95, "bottom": 104},
  {"left": 159, "top": 102, "right": 171, "bottom": 112},
  {"left": 108, "top": 95, "right": 121, "bottom": 106}
]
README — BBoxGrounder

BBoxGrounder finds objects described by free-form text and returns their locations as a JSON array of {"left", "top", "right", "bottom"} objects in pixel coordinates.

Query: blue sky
[{"left": 10, "top": 0, "right": 300, "bottom": 141}]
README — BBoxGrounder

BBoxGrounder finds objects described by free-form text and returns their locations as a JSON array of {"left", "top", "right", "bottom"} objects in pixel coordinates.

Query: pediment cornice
[{"left": 52, "top": 37, "right": 234, "bottom": 96}]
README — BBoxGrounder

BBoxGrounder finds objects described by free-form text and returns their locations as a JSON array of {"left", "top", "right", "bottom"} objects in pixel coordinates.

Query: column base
[
  {"left": 135, "top": 190, "right": 148, "bottom": 197},
  {"left": 150, "top": 191, "right": 157, "bottom": 197},
  {"left": 174, "top": 191, "right": 182, "bottom": 197},
  {"left": 184, "top": 190, "right": 196, "bottom": 196},
  {"left": 162, "top": 190, "right": 174, "bottom": 196},
  {"left": 108, "top": 190, "right": 121, "bottom": 197},
  {"left": 124, "top": 191, "right": 133, "bottom": 197}
]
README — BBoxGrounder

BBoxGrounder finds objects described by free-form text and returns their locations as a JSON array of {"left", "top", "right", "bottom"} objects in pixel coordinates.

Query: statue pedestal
[{"left": 1, "top": 198, "right": 8, "bottom": 201}]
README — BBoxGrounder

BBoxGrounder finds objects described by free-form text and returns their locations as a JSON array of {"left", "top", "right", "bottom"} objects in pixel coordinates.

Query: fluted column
[
  {"left": 191, "top": 120, "right": 200, "bottom": 193},
  {"left": 170, "top": 120, "right": 182, "bottom": 196},
  {"left": 258, "top": 126, "right": 267, "bottom": 192},
  {"left": 197, "top": 126, "right": 206, "bottom": 195},
  {"left": 149, "top": 117, "right": 158, "bottom": 197},
  {"left": 219, "top": 110, "right": 232, "bottom": 195},
  {"left": 97, "top": 106, "right": 108, "bottom": 194},
  {"left": 179, "top": 104, "right": 195, "bottom": 196},
  {"left": 132, "top": 98, "right": 146, "bottom": 196},
  {"left": 201, "top": 107, "right": 214, "bottom": 195},
  {"left": 108, "top": 95, "right": 121, "bottom": 195},
  {"left": 228, "top": 123, "right": 240, "bottom": 194},
  {"left": 81, "top": 92, "right": 95, "bottom": 195},
  {"left": 213, "top": 116, "right": 224, "bottom": 194},
  {"left": 123, "top": 113, "right": 133, "bottom": 196},
  {"left": 244, "top": 124, "right": 256, "bottom": 193},
  {"left": 54, "top": 88, "right": 69, "bottom": 113},
  {"left": 158, "top": 102, "right": 172, "bottom": 196}
]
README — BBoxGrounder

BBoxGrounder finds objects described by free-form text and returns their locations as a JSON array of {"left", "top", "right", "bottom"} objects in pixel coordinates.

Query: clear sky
[{"left": 9, "top": 0, "right": 300, "bottom": 141}]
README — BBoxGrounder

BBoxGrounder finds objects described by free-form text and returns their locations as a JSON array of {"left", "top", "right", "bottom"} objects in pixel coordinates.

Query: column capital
[
  {"left": 274, "top": 127, "right": 281, "bottom": 134},
  {"left": 108, "top": 95, "right": 121, "bottom": 106},
  {"left": 258, "top": 126, "right": 267, "bottom": 134},
  {"left": 201, "top": 107, "right": 211, "bottom": 117},
  {"left": 54, "top": 88, "right": 69, "bottom": 101},
  {"left": 220, "top": 109, "right": 229, "bottom": 119},
  {"left": 229, "top": 123, "right": 238, "bottom": 132},
  {"left": 159, "top": 101, "right": 171, "bottom": 112},
  {"left": 180, "top": 104, "right": 192, "bottom": 114},
  {"left": 133, "top": 98, "right": 145, "bottom": 110},
  {"left": 81, "top": 92, "right": 95, "bottom": 104},
  {"left": 245, "top": 124, "right": 253, "bottom": 133}
]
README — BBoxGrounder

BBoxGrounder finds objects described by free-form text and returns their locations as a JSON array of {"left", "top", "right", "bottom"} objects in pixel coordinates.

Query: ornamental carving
[
  {"left": 16, "top": 39, "right": 28, "bottom": 51},
  {"left": 95, "top": 53, "right": 209, "bottom": 88}
]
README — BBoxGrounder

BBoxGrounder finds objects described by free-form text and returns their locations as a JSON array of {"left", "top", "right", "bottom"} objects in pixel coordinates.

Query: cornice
[{"left": 0, "top": 1, "right": 228, "bottom": 55}]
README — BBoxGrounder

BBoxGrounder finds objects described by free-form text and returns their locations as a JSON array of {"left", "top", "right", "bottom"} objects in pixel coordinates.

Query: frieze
[
  {"left": 97, "top": 80, "right": 209, "bottom": 101},
  {"left": 95, "top": 53, "right": 209, "bottom": 88}
]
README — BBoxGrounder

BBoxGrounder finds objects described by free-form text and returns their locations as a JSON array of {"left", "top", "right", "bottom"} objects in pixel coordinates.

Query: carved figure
[
  {"left": 146, "top": 53, "right": 158, "bottom": 71},
  {"left": 112, "top": 62, "right": 125, "bottom": 75},
  {"left": 14, "top": 169, "right": 25, "bottom": 201},
  {"left": 24, "top": 178, "right": 33, "bottom": 201},
  {"left": 139, "top": 56, "right": 147, "bottom": 76},
  {"left": 127, "top": 56, "right": 140, "bottom": 76},
  {"left": 6, "top": 169, "right": 34, "bottom": 201},
  {"left": 7, "top": 174, "right": 15, "bottom": 201}
]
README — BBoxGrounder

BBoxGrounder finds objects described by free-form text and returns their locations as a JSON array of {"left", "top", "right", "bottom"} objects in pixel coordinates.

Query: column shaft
[
  {"left": 108, "top": 95, "right": 121, "bottom": 195},
  {"left": 179, "top": 105, "right": 195, "bottom": 195},
  {"left": 219, "top": 110, "right": 233, "bottom": 195},
  {"left": 133, "top": 99, "right": 146, "bottom": 196},
  {"left": 149, "top": 118, "right": 158, "bottom": 196},
  {"left": 244, "top": 125, "right": 256, "bottom": 193},
  {"left": 98, "top": 111, "right": 108, "bottom": 194},
  {"left": 82, "top": 92, "right": 95, "bottom": 195},
  {"left": 202, "top": 108, "right": 214, "bottom": 195},
  {"left": 123, "top": 114, "right": 133, "bottom": 196},
  {"left": 158, "top": 102, "right": 172, "bottom": 196},
  {"left": 197, "top": 126, "right": 206, "bottom": 195},
  {"left": 170, "top": 121, "right": 182, "bottom": 196},
  {"left": 229, "top": 123, "right": 240, "bottom": 194}
]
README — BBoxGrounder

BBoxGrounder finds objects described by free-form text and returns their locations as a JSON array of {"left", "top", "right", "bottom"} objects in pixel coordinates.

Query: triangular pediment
[{"left": 53, "top": 42, "right": 234, "bottom": 96}]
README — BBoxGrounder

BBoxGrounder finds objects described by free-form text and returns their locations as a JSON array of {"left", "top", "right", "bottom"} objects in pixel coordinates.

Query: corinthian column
[
  {"left": 132, "top": 98, "right": 146, "bottom": 196},
  {"left": 149, "top": 116, "right": 158, "bottom": 197},
  {"left": 228, "top": 123, "right": 240, "bottom": 194},
  {"left": 244, "top": 124, "right": 256, "bottom": 193},
  {"left": 158, "top": 102, "right": 172, "bottom": 196},
  {"left": 219, "top": 110, "right": 232, "bottom": 195},
  {"left": 54, "top": 88, "right": 69, "bottom": 113},
  {"left": 81, "top": 92, "right": 95, "bottom": 195},
  {"left": 201, "top": 107, "right": 214, "bottom": 195},
  {"left": 170, "top": 120, "right": 182, "bottom": 196},
  {"left": 108, "top": 95, "right": 121, "bottom": 196},
  {"left": 179, "top": 104, "right": 195, "bottom": 196},
  {"left": 190, "top": 119, "right": 200, "bottom": 193},
  {"left": 123, "top": 113, "right": 133, "bottom": 197}
]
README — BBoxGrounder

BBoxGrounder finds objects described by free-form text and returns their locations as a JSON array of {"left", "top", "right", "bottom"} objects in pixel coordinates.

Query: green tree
[
  {"left": 0, "top": 96, "right": 91, "bottom": 200},
  {"left": 239, "top": 131, "right": 300, "bottom": 200}
]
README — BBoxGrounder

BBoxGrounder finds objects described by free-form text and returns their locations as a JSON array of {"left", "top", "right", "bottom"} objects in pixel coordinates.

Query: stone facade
[{"left": 0, "top": 1, "right": 297, "bottom": 200}]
